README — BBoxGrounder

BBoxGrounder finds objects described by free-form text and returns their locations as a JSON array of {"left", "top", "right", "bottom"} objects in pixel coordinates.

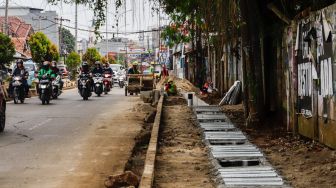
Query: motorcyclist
[
  {"left": 51, "top": 61, "right": 64, "bottom": 90},
  {"left": 78, "top": 62, "right": 92, "bottom": 90},
  {"left": 92, "top": 61, "right": 104, "bottom": 75},
  {"left": 38, "top": 61, "right": 55, "bottom": 80},
  {"left": 103, "top": 63, "right": 114, "bottom": 75},
  {"left": 10, "top": 59, "right": 29, "bottom": 97},
  {"left": 128, "top": 61, "right": 140, "bottom": 74},
  {"left": 37, "top": 61, "right": 54, "bottom": 94}
]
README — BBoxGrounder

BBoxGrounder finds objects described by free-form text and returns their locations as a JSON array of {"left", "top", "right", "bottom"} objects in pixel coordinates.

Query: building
[
  {"left": 77, "top": 38, "right": 88, "bottom": 55},
  {"left": 96, "top": 37, "right": 128, "bottom": 56},
  {"left": 0, "top": 16, "right": 34, "bottom": 58},
  {"left": 0, "top": 6, "right": 59, "bottom": 47}
]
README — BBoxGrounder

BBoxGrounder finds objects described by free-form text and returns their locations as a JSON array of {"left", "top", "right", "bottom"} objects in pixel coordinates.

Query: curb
[{"left": 139, "top": 94, "right": 164, "bottom": 188}]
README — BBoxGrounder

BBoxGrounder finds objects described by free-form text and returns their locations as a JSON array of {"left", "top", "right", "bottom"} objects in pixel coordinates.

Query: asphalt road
[{"left": 0, "top": 87, "right": 141, "bottom": 188}]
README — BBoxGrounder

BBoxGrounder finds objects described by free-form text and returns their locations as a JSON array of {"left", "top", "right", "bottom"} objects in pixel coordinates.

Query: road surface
[{"left": 0, "top": 87, "right": 142, "bottom": 188}]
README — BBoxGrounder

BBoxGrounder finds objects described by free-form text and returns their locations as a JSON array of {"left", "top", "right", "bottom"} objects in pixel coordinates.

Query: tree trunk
[{"left": 240, "top": 0, "right": 265, "bottom": 126}]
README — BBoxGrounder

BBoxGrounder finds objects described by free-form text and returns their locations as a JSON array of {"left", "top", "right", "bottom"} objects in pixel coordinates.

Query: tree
[
  {"left": 46, "top": 43, "right": 60, "bottom": 62},
  {"left": 101, "top": 56, "right": 108, "bottom": 64},
  {"left": 29, "top": 32, "right": 59, "bottom": 64},
  {"left": 0, "top": 33, "right": 15, "bottom": 66},
  {"left": 82, "top": 48, "right": 101, "bottom": 66},
  {"left": 28, "top": 32, "right": 51, "bottom": 64},
  {"left": 66, "top": 51, "right": 81, "bottom": 79},
  {"left": 61, "top": 27, "right": 75, "bottom": 53}
]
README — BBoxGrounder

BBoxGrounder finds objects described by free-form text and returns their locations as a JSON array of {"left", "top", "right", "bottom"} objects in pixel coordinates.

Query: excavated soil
[
  {"left": 221, "top": 104, "right": 336, "bottom": 188},
  {"left": 124, "top": 103, "right": 157, "bottom": 177},
  {"left": 153, "top": 96, "right": 215, "bottom": 188}
]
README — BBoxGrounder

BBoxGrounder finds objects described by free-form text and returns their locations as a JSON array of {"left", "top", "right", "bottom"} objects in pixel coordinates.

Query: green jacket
[
  {"left": 149, "top": 66, "right": 154, "bottom": 73},
  {"left": 38, "top": 67, "right": 55, "bottom": 79}
]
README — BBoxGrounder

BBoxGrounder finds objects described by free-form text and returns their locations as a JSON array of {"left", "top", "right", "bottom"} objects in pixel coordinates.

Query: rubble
[{"left": 104, "top": 171, "right": 140, "bottom": 188}]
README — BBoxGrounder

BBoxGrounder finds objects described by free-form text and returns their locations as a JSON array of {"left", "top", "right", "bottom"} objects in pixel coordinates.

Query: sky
[{"left": 3, "top": 0, "right": 169, "bottom": 41}]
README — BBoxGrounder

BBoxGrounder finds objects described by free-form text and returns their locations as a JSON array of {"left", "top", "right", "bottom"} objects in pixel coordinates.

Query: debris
[
  {"left": 104, "top": 171, "right": 140, "bottom": 188},
  {"left": 219, "top": 81, "right": 242, "bottom": 105},
  {"left": 144, "top": 110, "right": 157, "bottom": 123},
  {"left": 140, "top": 91, "right": 153, "bottom": 103}
]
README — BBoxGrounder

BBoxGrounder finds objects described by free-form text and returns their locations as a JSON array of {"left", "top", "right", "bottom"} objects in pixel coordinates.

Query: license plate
[{"left": 13, "top": 81, "right": 21, "bottom": 86}]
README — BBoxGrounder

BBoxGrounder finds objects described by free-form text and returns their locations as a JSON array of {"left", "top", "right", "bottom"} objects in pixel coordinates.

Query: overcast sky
[{"left": 4, "top": 0, "right": 168, "bottom": 40}]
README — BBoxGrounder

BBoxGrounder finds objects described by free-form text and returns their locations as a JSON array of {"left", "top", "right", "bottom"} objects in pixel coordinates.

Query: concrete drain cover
[
  {"left": 205, "top": 133, "right": 247, "bottom": 144},
  {"left": 192, "top": 105, "right": 287, "bottom": 187},
  {"left": 219, "top": 166, "right": 284, "bottom": 186},
  {"left": 200, "top": 122, "right": 236, "bottom": 131},
  {"left": 197, "top": 114, "right": 228, "bottom": 122}
]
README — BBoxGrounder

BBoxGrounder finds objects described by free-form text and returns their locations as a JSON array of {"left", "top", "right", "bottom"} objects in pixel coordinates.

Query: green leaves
[
  {"left": 29, "top": 32, "right": 51, "bottom": 64},
  {"left": 82, "top": 47, "right": 101, "bottom": 66},
  {"left": 61, "top": 28, "right": 75, "bottom": 53},
  {"left": 0, "top": 33, "right": 15, "bottom": 66},
  {"left": 66, "top": 51, "right": 81, "bottom": 71},
  {"left": 46, "top": 44, "right": 60, "bottom": 62},
  {"left": 28, "top": 32, "right": 59, "bottom": 65}
]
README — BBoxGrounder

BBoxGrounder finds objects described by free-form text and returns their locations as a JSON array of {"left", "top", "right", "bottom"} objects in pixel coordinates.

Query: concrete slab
[
  {"left": 197, "top": 114, "right": 227, "bottom": 118},
  {"left": 200, "top": 123, "right": 236, "bottom": 131},
  {"left": 218, "top": 166, "right": 284, "bottom": 186}
]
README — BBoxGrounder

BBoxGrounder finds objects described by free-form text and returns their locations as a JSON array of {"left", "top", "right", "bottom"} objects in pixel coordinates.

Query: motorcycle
[
  {"left": 118, "top": 73, "right": 125, "bottom": 88},
  {"left": 103, "top": 73, "right": 112, "bottom": 94},
  {"left": 93, "top": 73, "right": 103, "bottom": 96},
  {"left": 78, "top": 73, "right": 92, "bottom": 100},
  {"left": 38, "top": 75, "right": 52, "bottom": 105},
  {"left": 51, "top": 75, "right": 62, "bottom": 99},
  {"left": 12, "top": 76, "right": 25, "bottom": 104},
  {"left": 112, "top": 72, "right": 119, "bottom": 87}
]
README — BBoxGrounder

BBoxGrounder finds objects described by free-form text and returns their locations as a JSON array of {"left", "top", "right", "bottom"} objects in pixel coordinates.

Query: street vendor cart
[{"left": 125, "top": 74, "right": 155, "bottom": 96}]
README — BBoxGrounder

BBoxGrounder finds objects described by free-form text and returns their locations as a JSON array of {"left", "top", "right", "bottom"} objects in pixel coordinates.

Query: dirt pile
[
  {"left": 160, "top": 75, "right": 200, "bottom": 93},
  {"left": 153, "top": 96, "right": 215, "bottom": 188},
  {"left": 221, "top": 104, "right": 336, "bottom": 188},
  {"left": 104, "top": 171, "right": 140, "bottom": 188}
]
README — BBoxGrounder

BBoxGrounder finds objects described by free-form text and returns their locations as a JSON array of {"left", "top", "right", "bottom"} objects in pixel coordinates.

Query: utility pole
[
  {"left": 32, "top": 16, "right": 47, "bottom": 31},
  {"left": 124, "top": 0, "right": 127, "bottom": 68},
  {"left": 55, "top": 17, "right": 70, "bottom": 61},
  {"left": 106, "top": 0, "right": 108, "bottom": 58},
  {"left": 4, "top": 0, "right": 9, "bottom": 35},
  {"left": 158, "top": 2, "right": 161, "bottom": 64},
  {"left": 75, "top": 1, "right": 78, "bottom": 53}
]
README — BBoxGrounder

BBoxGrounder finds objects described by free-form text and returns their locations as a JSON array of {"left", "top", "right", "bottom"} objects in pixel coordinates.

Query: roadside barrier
[{"left": 139, "top": 94, "right": 164, "bottom": 188}]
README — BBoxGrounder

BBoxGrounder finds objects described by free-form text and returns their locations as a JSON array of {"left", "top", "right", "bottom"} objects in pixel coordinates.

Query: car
[
  {"left": 0, "top": 81, "right": 6, "bottom": 132},
  {"left": 109, "top": 64, "right": 124, "bottom": 74},
  {"left": 57, "top": 64, "right": 69, "bottom": 79},
  {"left": 23, "top": 60, "right": 38, "bottom": 87},
  {"left": 142, "top": 69, "right": 151, "bottom": 75}
]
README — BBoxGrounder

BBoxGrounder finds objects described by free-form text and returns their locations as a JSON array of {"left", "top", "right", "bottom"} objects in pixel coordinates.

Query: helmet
[
  {"left": 43, "top": 61, "right": 50, "bottom": 66},
  {"left": 51, "top": 61, "right": 57, "bottom": 67},
  {"left": 132, "top": 61, "right": 138, "bottom": 66},
  {"left": 16, "top": 59, "right": 23, "bottom": 65},
  {"left": 95, "top": 61, "right": 101, "bottom": 65},
  {"left": 82, "top": 62, "right": 89, "bottom": 70},
  {"left": 150, "top": 61, "right": 155, "bottom": 65}
]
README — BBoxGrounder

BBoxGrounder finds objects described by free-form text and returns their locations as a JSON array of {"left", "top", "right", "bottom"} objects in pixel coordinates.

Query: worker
[
  {"left": 149, "top": 62, "right": 155, "bottom": 74},
  {"left": 128, "top": 61, "right": 140, "bottom": 74},
  {"left": 164, "top": 79, "right": 177, "bottom": 95}
]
